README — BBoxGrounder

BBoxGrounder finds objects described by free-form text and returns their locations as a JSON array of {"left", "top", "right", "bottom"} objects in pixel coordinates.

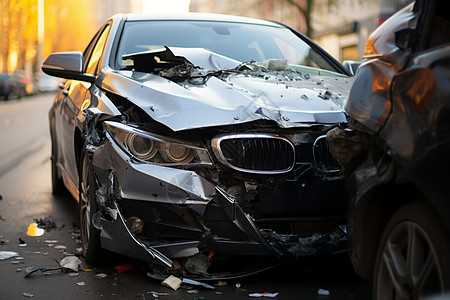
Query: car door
[{"left": 56, "top": 23, "right": 111, "bottom": 193}]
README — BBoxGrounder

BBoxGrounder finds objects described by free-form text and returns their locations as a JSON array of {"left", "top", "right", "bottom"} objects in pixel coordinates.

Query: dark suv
[{"left": 327, "top": 0, "right": 450, "bottom": 298}]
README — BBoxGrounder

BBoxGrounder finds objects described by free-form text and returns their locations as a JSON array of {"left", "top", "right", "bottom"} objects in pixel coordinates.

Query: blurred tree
[
  {"left": 281, "top": 0, "right": 313, "bottom": 36},
  {"left": 0, "top": 0, "right": 97, "bottom": 73}
]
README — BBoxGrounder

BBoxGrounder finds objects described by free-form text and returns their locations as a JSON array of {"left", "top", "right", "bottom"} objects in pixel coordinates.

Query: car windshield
[{"left": 115, "top": 20, "right": 341, "bottom": 74}]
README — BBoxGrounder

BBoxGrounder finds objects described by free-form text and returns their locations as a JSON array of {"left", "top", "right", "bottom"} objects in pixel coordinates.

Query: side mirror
[
  {"left": 343, "top": 60, "right": 361, "bottom": 76},
  {"left": 42, "top": 51, "right": 95, "bottom": 83}
]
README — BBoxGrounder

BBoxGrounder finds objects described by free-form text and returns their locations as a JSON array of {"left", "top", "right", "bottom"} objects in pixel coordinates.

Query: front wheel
[
  {"left": 373, "top": 201, "right": 450, "bottom": 299},
  {"left": 79, "top": 149, "right": 102, "bottom": 264}
]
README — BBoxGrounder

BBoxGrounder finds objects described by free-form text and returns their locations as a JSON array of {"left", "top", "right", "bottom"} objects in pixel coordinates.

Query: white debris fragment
[
  {"left": 16, "top": 257, "right": 24, "bottom": 260},
  {"left": 18, "top": 244, "right": 27, "bottom": 247},
  {"left": 248, "top": 292, "right": 279, "bottom": 298},
  {"left": 161, "top": 275, "right": 182, "bottom": 291},
  {"left": 60, "top": 256, "right": 82, "bottom": 272},
  {"left": 76, "top": 282, "right": 86, "bottom": 286},
  {"left": 317, "top": 288, "right": 330, "bottom": 296},
  {"left": 0, "top": 251, "right": 19, "bottom": 260},
  {"left": 69, "top": 273, "right": 79, "bottom": 277},
  {"left": 187, "top": 289, "right": 199, "bottom": 294},
  {"left": 16, "top": 269, "right": 23, "bottom": 272},
  {"left": 44, "top": 240, "right": 58, "bottom": 243},
  {"left": 22, "top": 292, "right": 34, "bottom": 297},
  {"left": 76, "top": 248, "right": 82, "bottom": 253},
  {"left": 95, "top": 273, "right": 107, "bottom": 278},
  {"left": 150, "top": 291, "right": 170, "bottom": 297},
  {"left": 54, "top": 245, "right": 66, "bottom": 250}
]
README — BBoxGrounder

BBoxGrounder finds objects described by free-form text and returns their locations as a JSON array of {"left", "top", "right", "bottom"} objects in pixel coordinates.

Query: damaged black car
[
  {"left": 327, "top": 0, "right": 450, "bottom": 298},
  {"left": 44, "top": 13, "right": 353, "bottom": 277}
]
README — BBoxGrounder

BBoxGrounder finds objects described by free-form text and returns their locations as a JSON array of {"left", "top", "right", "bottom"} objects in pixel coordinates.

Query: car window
[
  {"left": 86, "top": 25, "right": 111, "bottom": 76},
  {"left": 115, "top": 21, "right": 340, "bottom": 73}
]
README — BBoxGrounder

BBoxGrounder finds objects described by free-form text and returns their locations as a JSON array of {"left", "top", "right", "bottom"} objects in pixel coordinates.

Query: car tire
[
  {"left": 373, "top": 201, "right": 450, "bottom": 299},
  {"left": 79, "top": 149, "right": 103, "bottom": 264},
  {"left": 50, "top": 133, "right": 65, "bottom": 195}
]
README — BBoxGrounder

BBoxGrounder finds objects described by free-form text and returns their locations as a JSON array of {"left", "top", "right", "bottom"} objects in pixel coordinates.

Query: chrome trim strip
[
  {"left": 312, "top": 135, "right": 340, "bottom": 173},
  {"left": 211, "top": 133, "right": 295, "bottom": 174}
]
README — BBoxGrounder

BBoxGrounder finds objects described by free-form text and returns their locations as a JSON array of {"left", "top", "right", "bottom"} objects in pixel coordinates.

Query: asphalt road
[{"left": 0, "top": 93, "right": 371, "bottom": 299}]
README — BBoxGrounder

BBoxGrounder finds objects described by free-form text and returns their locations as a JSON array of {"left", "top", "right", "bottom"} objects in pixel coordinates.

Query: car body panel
[{"left": 327, "top": 0, "right": 450, "bottom": 284}]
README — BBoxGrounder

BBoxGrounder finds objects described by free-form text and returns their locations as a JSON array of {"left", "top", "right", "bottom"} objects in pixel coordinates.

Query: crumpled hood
[{"left": 99, "top": 52, "right": 353, "bottom": 131}]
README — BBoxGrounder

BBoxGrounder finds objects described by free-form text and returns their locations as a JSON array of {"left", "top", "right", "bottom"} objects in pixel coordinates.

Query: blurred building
[{"left": 311, "top": 0, "right": 414, "bottom": 62}]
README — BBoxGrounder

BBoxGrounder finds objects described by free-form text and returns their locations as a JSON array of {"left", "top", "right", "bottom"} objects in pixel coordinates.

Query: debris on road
[
  {"left": 149, "top": 291, "right": 170, "bottom": 297},
  {"left": 0, "top": 251, "right": 19, "bottom": 260},
  {"left": 161, "top": 275, "right": 182, "bottom": 290},
  {"left": 182, "top": 278, "right": 215, "bottom": 290},
  {"left": 26, "top": 223, "right": 44, "bottom": 237},
  {"left": 214, "top": 281, "right": 228, "bottom": 287},
  {"left": 114, "top": 263, "right": 134, "bottom": 273},
  {"left": 76, "top": 282, "right": 85, "bottom": 286},
  {"left": 33, "top": 217, "right": 63, "bottom": 231},
  {"left": 44, "top": 240, "right": 58, "bottom": 244},
  {"left": 69, "top": 272, "right": 79, "bottom": 277},
  {"left": 186, "top": 289, "right": 199, "bottom": 294},
  {"left": 317, "top": 288, "right": 330, "bottom": 296},
  {"left": 24, "top": 256, "right": 82, "bottom": 277},
  {"left": 248, "top": 292, "right": 279, "bottom": 298},
  {"left": 22, "top": 292, "right": 34, "bottom": 298},
  {"left": 95, "top": 273, "right": 107, "bottom": 278},
  {"left": 60, "top": 256, "right": 81, "bottom": 272}
]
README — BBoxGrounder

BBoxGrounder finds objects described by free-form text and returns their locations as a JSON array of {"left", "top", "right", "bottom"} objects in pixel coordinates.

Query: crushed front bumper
[{"left": 90, "top": 134, "right": 347, "bottom": 269}]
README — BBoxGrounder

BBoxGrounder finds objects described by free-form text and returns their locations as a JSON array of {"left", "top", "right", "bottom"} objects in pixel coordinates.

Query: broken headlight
[{"left": 104, "top": 121, "right": 212, "bottom": 166}]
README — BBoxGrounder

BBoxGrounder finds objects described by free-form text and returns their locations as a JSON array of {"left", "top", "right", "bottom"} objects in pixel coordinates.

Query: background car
[
  {"left": 327, "top": 0, "right": 450, "bottom": 298},
  {"left": 43, "top": 13, "right": 353, "bottom": 277},
  {"left": 0, "top": 73, "right": 27, "bottom": 100}
]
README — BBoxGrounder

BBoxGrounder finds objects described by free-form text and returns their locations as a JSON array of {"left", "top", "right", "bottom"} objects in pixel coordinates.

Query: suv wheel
[{"left": 374, "top": 201, "right": 450, "bottom": 299}]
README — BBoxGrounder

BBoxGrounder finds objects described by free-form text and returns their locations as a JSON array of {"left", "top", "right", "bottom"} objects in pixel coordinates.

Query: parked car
[
  {"left": 327, "top": 0, "right": 450, "bottom": 298},
  {"left": 43, "top": 13, "right": 354, "bottom": 276},
  {"left": 0, "top": 73, "right": 26, "bottom": 100},
  {"left": 38, "top": 74, "right": 60, "bottom": 92}
]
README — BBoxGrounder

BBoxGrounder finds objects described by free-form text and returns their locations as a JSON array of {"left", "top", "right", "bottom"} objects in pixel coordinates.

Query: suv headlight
[{"left": 105, "top": 121, "right": 212, "bottom": 166}]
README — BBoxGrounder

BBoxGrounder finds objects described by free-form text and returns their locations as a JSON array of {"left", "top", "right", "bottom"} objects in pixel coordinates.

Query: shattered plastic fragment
[
  {"left": 248, "top": 292, "right": 279, "bottom": 298},
  {"left": 76, "top": 282, "right": 86, "bottom": 286},
  {"left": 26, "top": 223, "right": 44, "bottom": 237},
  {"left": 317, "top": 288, "right": 330, "bottom": 296},
  {"left": 150, "top": 291, "right": 170, "bottom": 297},
  {"left": 44, "top": 240, "right": 58, "bottom": 243},
  {"left": 95, "top": 273, "right": 107, "bottom": 278},
  {"left": 0, "top": 251, "right": 19, "bottom": 260},
  {"left": 54, "top": 245, "right": 66, "bottom": 250},
  {"left": 187, "top": 289, "right": 199, "bottom": 294},
  {"left": 69, "top": 272, "right": 79, "bottom": 277},
  {"left": 60, "top": 256, "right": 82, "bottom": 272}
]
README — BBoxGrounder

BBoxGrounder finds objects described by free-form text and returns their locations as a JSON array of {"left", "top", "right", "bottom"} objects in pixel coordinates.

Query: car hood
[{"left": 99, "top": 49, "right": 353, "bottom": 131}]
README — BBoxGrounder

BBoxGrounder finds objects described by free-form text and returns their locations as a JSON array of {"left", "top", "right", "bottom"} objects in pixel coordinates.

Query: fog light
[{"left": 126, "top": 216, "right": 144, "bottom": 234}]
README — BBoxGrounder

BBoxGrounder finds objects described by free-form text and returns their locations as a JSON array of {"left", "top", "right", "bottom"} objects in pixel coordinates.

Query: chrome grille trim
[
  {"left": 313, "top": 135, "right": 341, "bottom": 173},
  {"left": 211, "top": 133, "right": 295, "bottom": 174}
]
